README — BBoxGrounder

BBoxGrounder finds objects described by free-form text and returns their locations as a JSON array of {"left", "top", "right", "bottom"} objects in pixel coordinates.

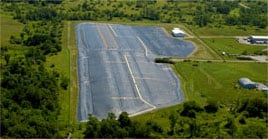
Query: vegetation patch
[{"left": 202, "top": 38, "right": 267, "bottom": 60}]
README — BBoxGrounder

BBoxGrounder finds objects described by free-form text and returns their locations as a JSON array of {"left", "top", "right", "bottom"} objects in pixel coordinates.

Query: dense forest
[
  {"left": 1, "top": 0, "right": 65, "bottom": 137},
  {"left": 1, "top": 0, "right": 267, "bottom": 138}
]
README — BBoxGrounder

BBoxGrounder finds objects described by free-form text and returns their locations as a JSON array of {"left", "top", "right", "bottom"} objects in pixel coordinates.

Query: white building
[
  {"left": 172, "top": 28, "right": 185, "bottom": 37},
  {"left": 248, "top": 36, "right": 268, "bottom": 44}
]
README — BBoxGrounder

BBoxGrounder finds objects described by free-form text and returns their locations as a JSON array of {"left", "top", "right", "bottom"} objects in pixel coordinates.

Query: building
[
  {"left": 238, "top": 78, "right": 257, "bottom": 89},
  {"left": 248, "top": 36, "right": 268, "bottom": 44},
  {"left": 256, "top": 83, "right": 268, "bottom": 93},
  {"left": 172, "top": 28, "right": 185, "bottom": 37}
]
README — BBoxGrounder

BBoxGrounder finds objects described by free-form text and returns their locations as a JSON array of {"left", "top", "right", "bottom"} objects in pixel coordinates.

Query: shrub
[
  {"left": 204, "top": 100, "right": 218, "bottom": 113},
  {"left": 239, "top": 116, "right": 246, "bottom": 124},
  {"left": 236, "top": 56, "right": 252, "bottom": 60},
  {"left": 60, "top": 76, "right": 69, "bottom": 90},
  {"left": 154, "top": 58, "right": 174, "bottom": 64},
  {"left": 180, "top": 101, "right": 203, "bottom": 118}
]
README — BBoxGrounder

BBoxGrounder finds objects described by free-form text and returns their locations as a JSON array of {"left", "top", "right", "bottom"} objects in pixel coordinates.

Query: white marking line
[
  {"left": 135, "top": 77, "right": 159, "bottom": 81},
  {"left": 108, "top": 25, "right": 118, "bottom": 37},
  {"left": 81, "top": 56, "right": 90, "bottom": 59},
  {"left": 124, "top": 55, "right": 156, "bottom": 109},
  {"left": 105, "top": 25, "right": 119, "bottom": 48},
  {"left": 129, "top": 107, "right": 156, "bottom": 117},
  {"left": 111, "top": 97, "right": 139, "bottom": 100},
  {"left": 136, "top": 36, "right": 148, "bottom": 56},
  {"left": 105, "top": 61, "right": 126, "bottom": 64}
]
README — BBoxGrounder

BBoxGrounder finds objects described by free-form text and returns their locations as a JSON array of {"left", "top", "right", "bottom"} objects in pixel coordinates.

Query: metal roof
[
  {"left": 172, "top": 28, "right": 185, "bottom": 34},
  {"left": 249, "top": 36, "right": 268, "bottom": 39},
  {"left": 238, "top": 78, "right": 255, "bottom": 85}
]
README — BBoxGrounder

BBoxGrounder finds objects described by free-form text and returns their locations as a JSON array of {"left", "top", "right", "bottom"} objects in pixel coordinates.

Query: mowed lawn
[
  {"left": 174, "top": 62, "right": 267, "bottom": 105},
  {"left": 189, "top": 25, "right": 268, "bottom": 36},
  {"left": 202, "top": 38, "right": 267, "bottom": 59},
  {"left": 132, "top": 62, "right": 267, "bottom": 131}
]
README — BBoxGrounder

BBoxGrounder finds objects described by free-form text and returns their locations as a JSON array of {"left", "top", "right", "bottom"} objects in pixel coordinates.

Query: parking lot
[{"left": 76, "top": 23, "right": 195, "bottom": 121}]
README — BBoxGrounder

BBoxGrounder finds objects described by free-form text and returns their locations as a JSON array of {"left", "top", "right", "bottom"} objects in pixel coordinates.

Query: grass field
[
  {"left": 202, "top": 38, "right": 267, "bottom": 59},
  {"left": 67, "top": 21, "right": 79, "bottom": 126},
  {"left": 185, "top": 38, "right": 221, "bottom": 60},
  {"left": 174, "top": 62, "right": 267, "bottom": 105},
  {"left": 132, "top": 62, "right": 267, "bottom": 132},
  {"left": 189, "top": 24, "right": 268, "bottom": 36},
  {"left": 1, "top": 13, "right": 23, "bottom": 46},
  {"left": 0, "top": 13, "right": 28, "bottom": 59}
]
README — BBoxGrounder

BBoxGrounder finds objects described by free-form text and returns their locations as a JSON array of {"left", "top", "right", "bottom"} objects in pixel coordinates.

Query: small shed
[
  {"left": 238, "top": 78, "right": 257, "bottom": 89},
  {"left": 172, "top": 28, "right": 185, "bottom": 37}
]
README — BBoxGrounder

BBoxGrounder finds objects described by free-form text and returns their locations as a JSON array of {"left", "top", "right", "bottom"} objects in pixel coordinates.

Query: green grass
[
  {"left": 0, "top": 13, "right": 23, "bottom": 46},
  {"left": 185, "top": 38, "right": 221, "bottom": 60},
  {"left": 202, "top": 38, "right": 267, "bottom": 59},
  {"left": 0, "top": 13, "right": 27, "bottom": 58},
  {"left": 68, "top": 21, "right": 79, "bottom": 125},
  {"left": 174, "top": 62, "right": 267, "bottom": 105},
  {"left": 132, "top": 62, "right": 267, "bottom": 132},
  {"left": 189, "top": 24, "right": 268, "bottom": 36}
]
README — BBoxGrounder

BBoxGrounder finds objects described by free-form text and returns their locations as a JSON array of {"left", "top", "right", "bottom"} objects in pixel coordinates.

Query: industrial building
[
  {"left": 248, "top": 36, "right": 268, "bottom": 44},
  {"left": 238, "top": 78, "right": 257, "bottom": 89},
  {"left": 172, "top": 28, "right": 185, "bottom": 37}
]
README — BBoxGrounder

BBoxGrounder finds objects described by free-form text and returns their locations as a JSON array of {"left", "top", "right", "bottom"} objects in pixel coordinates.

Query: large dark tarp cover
[{"left": 76, "top": 23, "right": 195, "bottom": 121}]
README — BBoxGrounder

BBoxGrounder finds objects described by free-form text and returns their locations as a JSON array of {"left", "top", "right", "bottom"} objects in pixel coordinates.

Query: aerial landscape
[{"left": 0, "top": 0, "right": 267, "bottom": 138}]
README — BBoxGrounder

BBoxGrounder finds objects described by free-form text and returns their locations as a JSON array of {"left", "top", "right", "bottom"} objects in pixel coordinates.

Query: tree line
[
  {"left": 61, "top": 0, "right": 267, "bottom": 28},
  {"left": 3, "top": 0, "right": 267, "bottom": 29},
  {"left": 84, "top": 97, "right": 267, "bottom": 138},
  {"left": 2, "top": 0, "right": 267, "bottom": 29}
]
